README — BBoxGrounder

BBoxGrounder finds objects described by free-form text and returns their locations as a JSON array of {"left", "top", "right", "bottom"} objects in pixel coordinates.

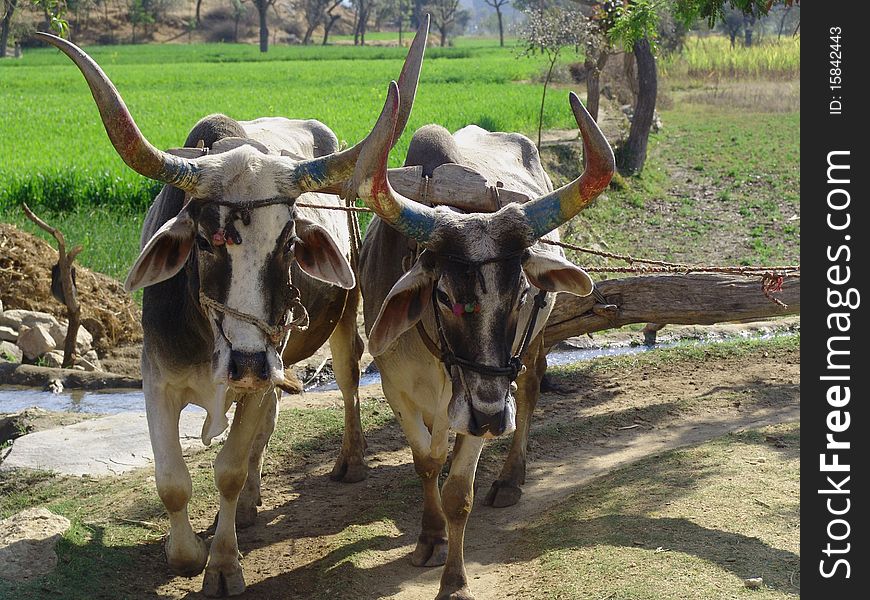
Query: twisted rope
[{"left": 199, "top": 291, "right": 309, "bottom": 343}]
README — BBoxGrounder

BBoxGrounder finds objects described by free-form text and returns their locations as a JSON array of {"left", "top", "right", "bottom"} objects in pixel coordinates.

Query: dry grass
[{"left": 680, "top": 80, "right": 800, "bottom": 113}]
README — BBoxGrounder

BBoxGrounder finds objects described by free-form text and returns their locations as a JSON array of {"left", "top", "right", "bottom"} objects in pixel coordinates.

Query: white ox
[
  {"left": 36, "top": 26, "right": 427, "bottom": 597},
  {"left": 352, "top": 82, "right": 615, "bottom": 599}
]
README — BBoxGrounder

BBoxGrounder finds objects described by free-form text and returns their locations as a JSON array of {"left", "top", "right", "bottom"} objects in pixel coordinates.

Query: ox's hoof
[
  {"left": 165, "top": 533, "right": 208, "bottom": 577},
  {"left": 436, "top": 586, "right": 475, "bottom": 600},
  {"left": 411, "top": 534, "right": 448, "bottom": 567},
  {"left": 483, "top": 480, "right": 523, "bottom": 508},
  {"left": 202, "top": 562, "right": 246, "bottom": 597},
  {"left": 330, "top": 454, "right": 369, "bottom": 483}
]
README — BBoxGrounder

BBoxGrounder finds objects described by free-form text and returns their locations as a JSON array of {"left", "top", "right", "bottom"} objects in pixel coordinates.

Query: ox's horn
[
  {"left": 35, "top": 33, "right": 200, "bottom": 192},
  {"left": 285, "top": 15, "right": 430, "bottom": 195},
  {"left": 353, "top": 81, "right": 436, "bottom": 243},
  {"left": 520, "top": 93, "right": 615, "bottom": 240}
]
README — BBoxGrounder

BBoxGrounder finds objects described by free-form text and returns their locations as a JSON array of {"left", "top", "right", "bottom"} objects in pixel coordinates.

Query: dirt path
[{"left": 139, "top": 343, "right": 799, "bottom": 600}]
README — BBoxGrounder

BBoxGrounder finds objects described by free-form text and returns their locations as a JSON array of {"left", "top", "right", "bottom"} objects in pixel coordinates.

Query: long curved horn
[
  {"left": 520, "top": 92, "right": 615, "bottom": 240},
  {"left": 35, "top": 33, "right": 200, "bottom": 191},
  {"left": 353, "top": 81, "right": 437, "bottom": 243},
  {"left": 287, "top": 15, "right": 430, "bottom": 195}
]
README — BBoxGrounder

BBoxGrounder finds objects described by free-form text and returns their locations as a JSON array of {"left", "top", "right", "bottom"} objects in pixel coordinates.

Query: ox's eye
[
  {"left": 435, "top": 289, "right": 451, "bottom": 308},
  {"left": 284, "top": 236, "right": 298, "bottom": 256},
  {"left": 195, "top": 234, "right": 213, "bottom": 254}
]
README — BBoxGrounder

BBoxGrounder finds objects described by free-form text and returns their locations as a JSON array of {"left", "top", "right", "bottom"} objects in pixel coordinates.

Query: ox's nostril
[
  {"left": 469, "top": 406, "right": 506, "bottom": 437},
  {"left": 229, "top": 350, "right": 269, "bottom": 382},
  {"left": 259, "top": 359, "right": 270, "bottom": 381},
  {"left": 229, "top": 353, "right": 242, "bottom": 381}
]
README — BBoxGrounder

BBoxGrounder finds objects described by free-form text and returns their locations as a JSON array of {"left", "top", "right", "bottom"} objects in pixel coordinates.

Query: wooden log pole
[
  {"left": 543, "top": 273, "right": 799, "bottom": 348},
  {"left": 22, "top": 203, "right": 83, "bottom": 368}
]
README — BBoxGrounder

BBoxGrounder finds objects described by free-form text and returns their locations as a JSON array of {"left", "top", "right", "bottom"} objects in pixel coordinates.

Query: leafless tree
[
  {"left": 483, "top": 0, "right": 509, "bottom": 47},
  {"left": 521, "top": 5, "right": 589, "bottom": 147},
  {"left": 426, "top": 0, "right": 461, "bottom": 46}
]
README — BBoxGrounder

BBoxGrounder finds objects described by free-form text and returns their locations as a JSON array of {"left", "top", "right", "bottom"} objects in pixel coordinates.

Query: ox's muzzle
[
  {"left": 228, "top": 350, "right": 271, "bottom": 390},
  {"left": 448, "top": 369, "right": 517, "bottom": 438}
]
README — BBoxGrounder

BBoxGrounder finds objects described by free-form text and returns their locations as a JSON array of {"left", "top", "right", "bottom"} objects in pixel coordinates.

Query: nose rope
[{"left": 198, "top": 289, "right": 309, "bottom": 345}]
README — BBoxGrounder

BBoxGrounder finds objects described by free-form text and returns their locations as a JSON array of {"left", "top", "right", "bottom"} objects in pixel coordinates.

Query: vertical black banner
[{"left": 803, "top": 2, "right": 867, "bottom": 597}]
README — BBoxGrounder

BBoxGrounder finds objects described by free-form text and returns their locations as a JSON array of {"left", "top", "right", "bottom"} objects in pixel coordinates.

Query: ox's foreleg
[
  {"left": 329, "top": 287, "right": 369, "bottom": 483},
  {"left": 437, "top": 433, "right": 485, "bottom": 600},
  {"left": 484, "top": 334, "right": 548, "bottom": 508},
  {"left": 410, "top": 448, "right": 449, "bottom": 568},
  {"left": 146, "top": 383, "right": 208, "bottom": 577},
  {"left": 236, "top": 393, "right": 278, "bottom": 528},
  {"left": 202, "top": 388, "right": 278, "bottom": 597}
]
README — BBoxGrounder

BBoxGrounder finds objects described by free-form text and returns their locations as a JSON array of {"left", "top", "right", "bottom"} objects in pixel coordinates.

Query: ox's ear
[
  {"left": 124, "top": 211, "right": 196, "bottom": 292},
  {"left": 294, "top": 217, "right": 355, "bottom": 290},
  {"left": 368, "top": 260, "right": 436, "bottom": 356},
  {"left": 522, "top": 251, "right": 593, "bottom": 296}
]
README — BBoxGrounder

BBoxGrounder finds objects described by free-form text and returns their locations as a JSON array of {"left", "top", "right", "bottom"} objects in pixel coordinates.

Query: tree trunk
[
  {"left": 234, "top": 14, "right": 240, "bottom": 43},
  {"left": 538, "top": 54, "right": 558, "bottom": 149},
  {"left": 303, "top": 22, "right": 316, "bottom": 45},
  {"left": 323, "top": 14, "right": 340, "bottom": 45},
  {"left": 543, "top": 274, "right": 799, "bottom": 347},
  {"left": 777, "top": 6, "right": 791, "bottom": 39},
  {"left": 195, "top": 0, "right": 203, "bottom": 25},
  {"left": 585, "top": 51, "right": 609, "bottom": 122},
  {"left": 618, "top": 37, "right": 657, "bottom": 176},
  {"left": 258, "top": 3, "right": 269, "bottom": 52},
  {"left": 496, "top": 7, "right": 503, "bottom": 47},
  {"left": 439, "top": 24, "right": 447, "bottom": 47},
  {"left": 1, "top": 0, "right": 17, "bottom": 59},
  {"left": 743, "top": 14, "right": 755, "bottom": 46},
  {"left": 358, "top": 7, "right": 368, "bottom": 45}
]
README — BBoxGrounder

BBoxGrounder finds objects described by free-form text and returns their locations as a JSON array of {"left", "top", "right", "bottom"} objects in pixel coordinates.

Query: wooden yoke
[
  {"left": 386, "top": 164, "right": 532, "bottom": 212},
  {"left": 321, "top": 159, "right": 530, "bottom": 213}
]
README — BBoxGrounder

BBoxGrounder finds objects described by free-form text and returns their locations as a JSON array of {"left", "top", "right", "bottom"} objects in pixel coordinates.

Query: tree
[
  {"left": 719, "top": 8, "right": 742, "bottom": 47},
  {"left": 608, "top": 0, "right": 797, "bottom": 175},
  {"left": 426, "top": 0, "right": 463, "bottom": 46},
  {"left": 230, "top": 0, "right": 246, "bottom": 42},
  {"left": 521, "top": 5, "right": 589, "bottom": 148},
  {"left": 127, "top": 0, "right": 154, "bottom": 43},
  {"left": 252, "top": 0, "right": 274, "bottom": 51},
  {"left": 484, "top": 0, "right": 509, "bottom": 47},
  {"left": 352, "top": 0, "right": 374, "bottom": 45},
  {"left": 1, "top": 0, "right": 19, "bottom": 58},
  {"left": 321, "top": 0, "right": 342, "bottom": 44}
]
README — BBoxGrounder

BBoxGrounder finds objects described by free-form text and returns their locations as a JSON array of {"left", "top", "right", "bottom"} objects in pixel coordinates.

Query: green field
[
  {"left": 1, "top": 40, "right": 564, "bottom": 211},
  {"left": 1, "top": 36, "right": 800, "bottom": 280}
]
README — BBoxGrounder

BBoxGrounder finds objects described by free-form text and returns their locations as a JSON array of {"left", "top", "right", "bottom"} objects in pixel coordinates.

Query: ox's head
[
  {"left": 37, "top": 23, "right": 428, "bottom": 393},
  {"left": 354, "top": 85, "right": 614, "bottom": 438}
]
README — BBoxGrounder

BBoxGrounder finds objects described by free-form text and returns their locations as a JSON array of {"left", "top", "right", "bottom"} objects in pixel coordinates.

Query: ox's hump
[{"left": 240, "top": 118, "right": 339, "bottom": 160}]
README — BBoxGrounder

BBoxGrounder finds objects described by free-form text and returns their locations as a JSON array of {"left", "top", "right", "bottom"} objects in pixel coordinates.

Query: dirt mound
[{"left": 0, "top": 224, "right": 142, "bottom": 353}]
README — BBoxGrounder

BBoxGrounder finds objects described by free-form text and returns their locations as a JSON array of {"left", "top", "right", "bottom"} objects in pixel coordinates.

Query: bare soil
[
  {"left": 98, "top": 341, "right": 798, "bottom": 600},
  {"left": 0, "top": 224, "right": 142, "bottom": 355}
]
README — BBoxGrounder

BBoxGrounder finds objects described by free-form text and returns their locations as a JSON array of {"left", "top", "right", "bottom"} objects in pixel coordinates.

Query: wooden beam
[{"left": 543, "top": 273, "right": 799, "bottom": 347}]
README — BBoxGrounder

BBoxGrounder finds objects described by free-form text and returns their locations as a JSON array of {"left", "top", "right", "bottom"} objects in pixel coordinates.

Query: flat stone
[
  {"left": 0, "top": 309, "right": 59, "bottom": 332},
  {"left": 0, "top": 341, "right": 22, "bottom": 363},
  {"left": 0, "top": 325, "right": 17, "bottom": 342},
  {"left": 1, "top": 409, "right": 222, "bottom": 476},
  {"left": 0, "top": 507, "right": 70, "bottom": 582},
  {"left": 16, "top": 325, "right": 57, "bottom": 360}
]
